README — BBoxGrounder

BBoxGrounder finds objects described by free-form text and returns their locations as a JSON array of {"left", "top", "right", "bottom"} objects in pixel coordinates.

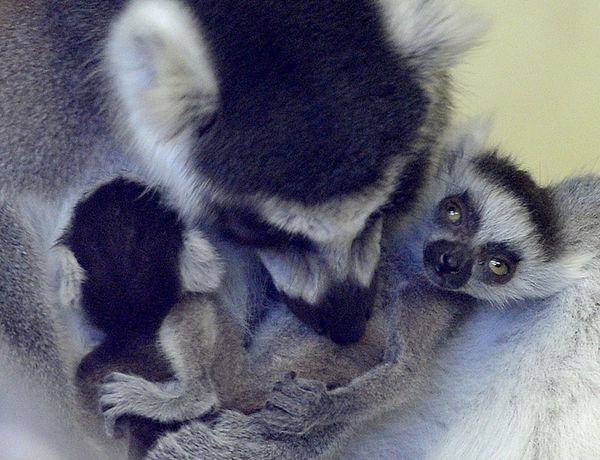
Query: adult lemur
[
  {"left": 105, "top": 123, "right": 599, "bottom": 459},
  {"left": 0, "top": 0, "right": 481, "bottom": 349},
  {"left": 101, "top": 0, "right": 484, "bottom": 344},
  {"left": 0, "top": 0, "right": 481, "bottom": 456}
]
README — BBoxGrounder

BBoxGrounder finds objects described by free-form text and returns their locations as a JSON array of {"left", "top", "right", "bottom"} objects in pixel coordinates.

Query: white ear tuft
[
  {"left": 180, "top": 230, "right": 224, "bottom": 293},
  {"left": 444, "top": 116, "right": 494, "bottom": 158},
  {"left": 258, "top": 248, "right": 329, "bottom": 305},
  {"left": 376, "top": 0, "right": 488, "bottom": 71},
  {"left": 106, "top": 0, "right": 219, "bottom": 146}
]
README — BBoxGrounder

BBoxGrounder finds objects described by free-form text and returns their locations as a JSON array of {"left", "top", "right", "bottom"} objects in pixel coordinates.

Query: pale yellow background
[{"left": 453, "top": 1, "right": 600, "bottom": 183}]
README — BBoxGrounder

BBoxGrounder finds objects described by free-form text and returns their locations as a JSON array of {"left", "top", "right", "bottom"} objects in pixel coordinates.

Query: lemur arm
[
  {"left": 256, "top": 281, "right": 467, "bottom": 435},
  {"left": 144, "top": 282, "right": 469, "bottom": 459}
]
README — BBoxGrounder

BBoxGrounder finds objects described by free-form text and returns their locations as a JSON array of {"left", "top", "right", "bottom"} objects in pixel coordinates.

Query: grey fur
[
  {"left": 0, "top": 190, "right": 128, "bottom": 459},
  {"left": 96, "top": 216, "right": 467, "bottom": 459},
  {"left": 0, "top": 0, "right": 130, "bottom": 200}
]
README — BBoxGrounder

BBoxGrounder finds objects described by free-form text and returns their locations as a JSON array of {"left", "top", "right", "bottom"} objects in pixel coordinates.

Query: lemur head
[
  {"left": 106, "top": 0, "right": 483, "bottom": 343},
  {"left": 59, "top": 178, "right": 224, "bottom": 340},
  {"left": 415, "top": 123, "right": 587, "bottom": 306}
]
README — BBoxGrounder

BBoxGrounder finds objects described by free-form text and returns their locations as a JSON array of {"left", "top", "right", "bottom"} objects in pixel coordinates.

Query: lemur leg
[
  {"left": 100, "top": 294, "right": 222, "bottom": 436},
  {"left": 146, "top": 409, "right": 353, "bottom": 460}
]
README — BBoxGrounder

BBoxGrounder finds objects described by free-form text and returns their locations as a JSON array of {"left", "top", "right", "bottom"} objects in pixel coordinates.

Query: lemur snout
[
  {"left": 438, "top": 251, "right": 461, "bottom": 273},
  {"left": 424, "top": 240, "right": 473, "bottom": 290}
]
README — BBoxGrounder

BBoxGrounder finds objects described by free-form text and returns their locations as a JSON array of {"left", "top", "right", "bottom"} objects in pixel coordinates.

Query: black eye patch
[
  {"left": 437, "top": 191, "right": 480, "bottom": 236},
  {"left": 214, "top": 205, "right": 313, "bottom": 251},
  {"left": 478, "top": 242, "right": 521, "bottom": 285}
]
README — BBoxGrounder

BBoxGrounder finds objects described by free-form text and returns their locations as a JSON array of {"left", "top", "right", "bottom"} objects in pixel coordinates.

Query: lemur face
[
  {"left": 423, "top": 189, "right": 526, "bottom": 300},
  {"left": 106, "top": 0, "right": 482, "bottom": 343},
  {"left": 215, "top": 203, "right": 386, "bottom": 344},
  {"left": 418, "top": 135, "right": 579, "bottom": 306}
]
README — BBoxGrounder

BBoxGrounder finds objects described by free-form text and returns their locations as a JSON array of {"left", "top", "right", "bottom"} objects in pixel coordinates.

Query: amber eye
[
  {"left": 445, "top": 201, "right": 462, "bottom": 224},
  {"left": 488, "top": 258, "right": 509, "bottom": 276}
]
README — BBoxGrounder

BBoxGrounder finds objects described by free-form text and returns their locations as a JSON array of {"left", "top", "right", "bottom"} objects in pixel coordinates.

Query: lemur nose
[
  {"left": 438, "top": 251, "right": 461, "bottom": 273},
  {"left": 423, "top": 240, "right": 473, "bottom": 290}
]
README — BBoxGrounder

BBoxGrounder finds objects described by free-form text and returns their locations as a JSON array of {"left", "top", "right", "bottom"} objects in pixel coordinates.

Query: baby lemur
[
  {"left": 60, "top": 177, "right": 225, "bottom": 454},
  {"left": 61, "top": 177, "right": 386, "bottom": 453}
]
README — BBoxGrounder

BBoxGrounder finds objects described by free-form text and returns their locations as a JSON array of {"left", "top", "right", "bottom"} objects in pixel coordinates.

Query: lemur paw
[
  {"left": 100, "top": 372, "right": 219, "bottom": 437},
  {"left": 256, "top": 372, "right": 332, "bottom": 436},
  {"left": 99, "top": 372, "right": 148, "bottom": 438}
]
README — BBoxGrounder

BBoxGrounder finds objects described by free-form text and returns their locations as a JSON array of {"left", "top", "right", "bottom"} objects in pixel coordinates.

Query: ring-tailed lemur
[
  {"left": 339, "top": 129, "right": 600, "bottom": 459},
  {"left": 51, "top": 177, "right": 224, "bottom": 455},
  {"left": 256, "top": 122, "right": 599, "bottom": 459},
  {"left": 1, "top": 0, "right": 481, "bottom": 350},
  {"left": 0, "top": 0, "right": 482, "bottom": 455},
  {"left": 125, "top": 122, "right": 597, "bottom": 460}
]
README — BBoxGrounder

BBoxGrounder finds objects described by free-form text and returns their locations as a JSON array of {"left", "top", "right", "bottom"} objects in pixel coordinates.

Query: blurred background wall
[{"left": 453, "top": 0, "right": 600, "bottom": 183}]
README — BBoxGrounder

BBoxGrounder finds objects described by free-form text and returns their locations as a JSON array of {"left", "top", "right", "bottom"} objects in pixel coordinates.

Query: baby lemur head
[{"left": 414, "top": 123, "right": 587, "bottom": 305}]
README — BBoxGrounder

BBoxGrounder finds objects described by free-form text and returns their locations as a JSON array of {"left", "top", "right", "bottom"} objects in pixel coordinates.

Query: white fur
[
  {"left": 253, "top": 156, "right": 404, "bottom": 244},
  {"left": 258, "top": 248, "right": 330, "bottom": 305},
  {"left": 345, "top": 271, "right": 600, "bottom": 459},
  {"left": 258, "top": 218, "right": 382, "bottom": 304},
  {"left": 376, "top": 0, "right": 487, "bottom": 72},
  {"left": 50, "top": 245, "right": 85, "bottom": 311},
  {"left": 180, "top": 229, "right": 225, "bottom": 293},
  {"left": 350, "top": 218, "right": 383, "bottom": 288}
]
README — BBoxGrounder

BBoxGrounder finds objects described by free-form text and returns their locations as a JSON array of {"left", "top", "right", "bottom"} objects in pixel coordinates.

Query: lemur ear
[
  {"left": 377, "top": 0, "right": 488, "bottom": 72},
  {"left": 436, "top": 117, "right": 493, "bottom": 176},
  {"left": 49, "top": 245, "right": 86, "bottom": 311},
  {"left": 106, "top": 0, "right": 219, "bottom": 148},
  {"left": 349, "top": 217, "right": 383, "bottom": 288},
  {"left": 258, "top": 247, "right": 330, "bottom": 306}
]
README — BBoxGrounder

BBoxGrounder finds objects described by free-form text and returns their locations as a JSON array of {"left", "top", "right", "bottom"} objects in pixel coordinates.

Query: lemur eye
[
  {"left": 488, "top": 258, "right": 510, "bottom": 276},
  {"left": 444, "top": 201, "right": 462, "bottom": 224}
]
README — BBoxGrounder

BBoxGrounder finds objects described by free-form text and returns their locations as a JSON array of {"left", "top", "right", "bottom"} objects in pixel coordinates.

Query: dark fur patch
[
  {"left": 436, "top": 191, "right": 481, "bottom": 237},
  {"left": 282, "top": 278, "right": 375, "bottom": 345},
  {"left": 473, "top": 151, "right": 559, "bottom": 255},
  {"left": 63, "top": 178, "right": 184, "bottom": 339},
  {"left": 191, "top": 0, "right": 428, "bottom": 204},
  {"left": 387, "top": 157, "right": 430, "bottom": 215},
  {"left": 213, "top": 205, "right": 313, "bottom": 251}
]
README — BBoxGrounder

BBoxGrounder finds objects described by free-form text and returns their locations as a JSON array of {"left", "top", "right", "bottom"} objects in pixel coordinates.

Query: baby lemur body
[{"left": 64, "top": 177, "right": 390, "bottom": 453}]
